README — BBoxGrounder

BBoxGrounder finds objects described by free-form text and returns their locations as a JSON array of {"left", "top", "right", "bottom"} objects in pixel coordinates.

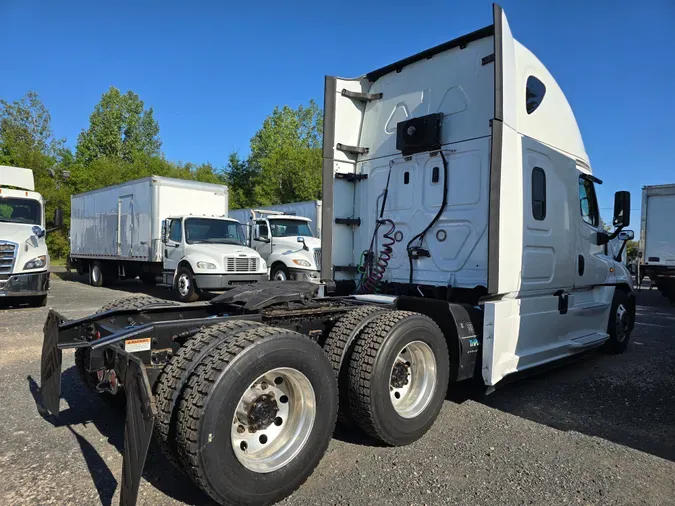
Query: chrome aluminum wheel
[
  {"left": 273, "top": 269, "right": 287, "bottom": 281},
  {"left": 177, "top": 273, "right": 190, "bottom": 297},
  {"left": 231, "top": 367, "right": 316, "bottom": 473},
  {"left": 615, "top": 303, "right": 629, "bottom": 342},
  {"left": 389, "top": 341, "right": 437, "bottom": 419}
]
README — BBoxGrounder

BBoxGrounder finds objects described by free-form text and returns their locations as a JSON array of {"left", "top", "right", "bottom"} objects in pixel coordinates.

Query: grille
[
  {"left": 225, "top": 256, "right": 258, "bottom": 273},
  {"left": 313, "top": 248, "right": 321, "bottom": 271},
  {"left": 0, "top": 242, "right": 17, "bottom": 277}
]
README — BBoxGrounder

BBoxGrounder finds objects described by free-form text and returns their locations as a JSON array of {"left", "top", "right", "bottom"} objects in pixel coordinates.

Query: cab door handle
[{"left": 578, "top": 254, "right": 585, "bottom": 276}]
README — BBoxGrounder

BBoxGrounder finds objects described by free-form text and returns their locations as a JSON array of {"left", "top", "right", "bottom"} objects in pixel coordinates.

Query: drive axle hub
[
  {"left": 390, "top": 362, "right": 410, "bottom": 389},
  {"left": 247, "top": 394, "right": 279, "bottom": 430}
]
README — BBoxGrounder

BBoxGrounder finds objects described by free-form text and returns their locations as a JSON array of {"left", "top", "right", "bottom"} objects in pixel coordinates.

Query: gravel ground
[{"left": 1, "top": 271, "right": 674, "bottom": 505}]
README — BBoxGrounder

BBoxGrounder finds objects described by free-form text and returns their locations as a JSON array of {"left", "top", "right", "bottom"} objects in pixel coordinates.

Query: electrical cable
[{"left": 406, "top": 150, "right": 449, "bottom": 287}]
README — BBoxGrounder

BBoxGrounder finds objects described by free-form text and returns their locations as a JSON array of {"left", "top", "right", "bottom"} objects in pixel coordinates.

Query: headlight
[
  {"left": 292, "top": 258, "right": 311, "bottom": 267},
  {"left": 196, "top": 261, "right": 216, "bottom": 269},
  {"left": 24, "top": 255, "right": 47, "bottom": 270}
]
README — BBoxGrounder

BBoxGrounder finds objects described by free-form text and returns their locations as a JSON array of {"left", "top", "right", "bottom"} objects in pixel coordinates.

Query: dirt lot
[{"left": 1, "top": 271, "right": 674, "bottom": 505}]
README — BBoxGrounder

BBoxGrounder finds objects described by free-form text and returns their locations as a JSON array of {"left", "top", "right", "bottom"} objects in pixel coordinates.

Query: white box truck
[
  {"left": 0, "top": 165, "right": 63, "bottom": 306},
  {"left": 229, "top": 200, "right": 322, "bottom": 238},
  {"left": 40, "top": 6, "right": 639, "bottom": 506},
  {"left": 639, "top": 183, "right": 675, "bottom": 303},
  {"left": 69, "top": 176, "right": 267, "bottom": 301}
]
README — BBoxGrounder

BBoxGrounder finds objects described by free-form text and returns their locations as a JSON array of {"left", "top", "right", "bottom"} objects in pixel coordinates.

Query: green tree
[
  {"left": 0, "top": 91, "right": 71, "bottom": 258},
  {"left": 248, "top": 101, "right": 323, "bottom": 206},
  {"left": 626, "top": 240, "right": 639, "bottom": 263},
  {"left": 223, "top": 152, "right": 256, "bottom": 208},
  {"left": 76, "top": 86, "right": 161, "bottom": 165}
]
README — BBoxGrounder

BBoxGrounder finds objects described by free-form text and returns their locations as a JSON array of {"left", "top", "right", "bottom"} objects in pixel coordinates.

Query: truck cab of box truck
[
  {"left": 321, "top": 4, "right": 636, "bottom": 386},
  {"left": 0, "top": 166, "right": 63, "bottom": 307},
  {"left": 161, "top": 215, "right": 268, "bottom": 302},
  {"left": 247, "top": 210, "right": 321, "bottom": 282}
]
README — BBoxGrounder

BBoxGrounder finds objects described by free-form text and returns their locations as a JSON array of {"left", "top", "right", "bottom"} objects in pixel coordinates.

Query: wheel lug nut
[
  {"left": 261, "top": 382, "right": 268, "bottom": 390},
  {"left": 237, "top": 425, "right": 245, "bottom": 434}
]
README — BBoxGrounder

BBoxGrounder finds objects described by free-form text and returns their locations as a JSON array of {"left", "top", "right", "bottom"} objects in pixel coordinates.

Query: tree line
[{"left": 0, "top": 88, "right": 323, "bottom": 258}]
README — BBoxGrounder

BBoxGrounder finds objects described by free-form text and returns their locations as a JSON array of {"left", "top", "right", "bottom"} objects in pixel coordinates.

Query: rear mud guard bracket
[{"left": 119, "top": 352, "right": 157, "bottom": 506}]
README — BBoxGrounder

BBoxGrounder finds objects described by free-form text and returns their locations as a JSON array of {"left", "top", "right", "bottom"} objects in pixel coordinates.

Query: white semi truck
[
  {"left": 40, "top": 6, "right": 637, "bottom": 506},
  {"left": 234, "top": 209, "right": 322, "bottom": 282},
  {"left": 229, "top": 200, "right": 323, "bottom": 238},
  {"left": 0, "top": 165, "right": 63, "bottom": 307},
  {"left": 68, "top": 176, "right": 267, "bottom": 302},
  {"left": 639, "top": 183, "right": 675, "bottom": 303}
]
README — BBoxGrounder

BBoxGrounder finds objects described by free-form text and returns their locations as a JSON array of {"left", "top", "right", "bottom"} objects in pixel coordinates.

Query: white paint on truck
[
  {"left": 640, "top": 183, "right": 675, "bottom": 302},
  {"left": 230, "top": 200, "right": 322, "bottom": 238},
  {"left": 69, "top": 176, "right": 267, "bottom": 300},
  {"left": 0, "top": 166, "right": 53, "bottom": 306},
  {"left": 321, "top": 5, "right": 634, "bottom": 386}
]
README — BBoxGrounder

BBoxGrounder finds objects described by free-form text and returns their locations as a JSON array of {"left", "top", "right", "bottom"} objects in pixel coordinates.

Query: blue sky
[{"left": 2, "top": 0, "right": 674, "bottom": 228}]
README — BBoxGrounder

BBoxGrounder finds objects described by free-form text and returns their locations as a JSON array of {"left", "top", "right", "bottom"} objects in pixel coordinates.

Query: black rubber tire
[
  {"left": 89, "top": 261, "right": 104, "bottom": 287},
  {"left": 154, "top": 320, "right": 262, "bottom": 467},
  {"left": 347, "top": 310, "right": 449, "bottom": 446},
  {"left": 97, "top": 295, "right": 178, "bottom": 313},
  {"left": 75, "top": 296, "right": 179, "bottom": 410},
  {"left": 176, "top": 266, "right": 199, "bottom": 302},
  {"left": 270, "top": 264, "right": 290, "bottom": 281},
  {"left": 601, "top": 289, "right": 633, "bottom": 354},
  {"left": 175, "top": 326, "right": 338, "bottom": 505},
  {"left": 323, "top": 305, "right": 390, "bottom": 425}
]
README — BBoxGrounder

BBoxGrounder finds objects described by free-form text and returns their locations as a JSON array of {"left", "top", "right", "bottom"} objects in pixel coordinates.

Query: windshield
[
  {"left": 0, "top": 197, "right": 41, "bottom": 225},
  {"left": 185, "top": 218, "right": 246, "bottom": 245},
  {"left": 269, "top": 219, "right": 314, "bottom": 238}
]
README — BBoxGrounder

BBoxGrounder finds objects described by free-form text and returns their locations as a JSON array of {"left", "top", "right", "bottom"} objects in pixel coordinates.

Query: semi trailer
[
  {"left": 40, "top": 5, "right": 636, "bottom": 506},
  {"left": 68, "top": 176, "right": 268, "bottom": 301},
  {"left": 0, "top": 165, "right": 63, "bottom": 306},
  {"left": 639, "top": 183, "right": 675, "bottom": 303}
]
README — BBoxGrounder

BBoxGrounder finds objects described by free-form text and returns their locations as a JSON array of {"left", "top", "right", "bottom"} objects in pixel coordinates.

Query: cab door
[
  {"left": 163, "top": 218, "right": 183, "bottom": 274},
  {"left": 575, "top": 173, "right": 610, "bottom": 287},
  {"left": 251, "top": 219, "right": 272, "bottom": 261}
]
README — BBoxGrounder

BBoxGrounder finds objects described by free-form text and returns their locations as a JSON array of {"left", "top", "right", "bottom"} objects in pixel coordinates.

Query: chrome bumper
[
  {"left": 0, "top": 270, "right": 50, "bottom": 297},
  {"left": 194, "top": 272, "right": 268, "bottom": 290}
]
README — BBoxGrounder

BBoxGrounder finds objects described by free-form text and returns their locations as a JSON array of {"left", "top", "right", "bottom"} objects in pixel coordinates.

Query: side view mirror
[
  {"left": 618, "top": 229, "right": 634, "bottom": 241},
  {"left": 613, "top": 191, "right": 631, "bottom": 227},
  {"left": 53, "top": 208, "right": 64, "bottom": 228},
  {"left": 297, "top": 236, "right": 309, "bottom": 251},
  {"left": 161, "top": 220, "right": 168, "bottom": 243}
]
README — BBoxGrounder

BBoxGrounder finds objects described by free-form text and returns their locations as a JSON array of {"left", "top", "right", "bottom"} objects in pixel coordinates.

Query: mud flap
[
  {"left": 40, "top": 310, "right": 64, "bottom": 416},
  {"left": 118, "top": 353, "right": 157, "bottom": 506}
]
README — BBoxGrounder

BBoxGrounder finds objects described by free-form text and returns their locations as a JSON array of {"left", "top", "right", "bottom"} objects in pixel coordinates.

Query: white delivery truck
[
  {"left": 242, "top": 209, "right": 322, "bottom": 282},
  {"left": 229, "top": 200, "right": 323, "bottom": 238},
  {"left": 69, "top": 176, "right": 267, "bottom": 302},
  {"left": 0, "top": 165, "right": 63, "bottom": 306},
  {"left": 40, "top": 7, "right": 639, "bottom": 506},
  {"left": 639, "top": 184, "right": 675, "bottom": 303}
]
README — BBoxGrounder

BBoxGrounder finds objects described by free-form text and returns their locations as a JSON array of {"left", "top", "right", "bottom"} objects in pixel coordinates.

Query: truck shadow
[
  {"left": 52, "top": 270, "right": 216, "bottom": 302},
  {"left": 27, "top": 370, "right": 216, "bottom": 506},
  {"left": 465, "top": 292, "right": 675, "bottom": 463}
]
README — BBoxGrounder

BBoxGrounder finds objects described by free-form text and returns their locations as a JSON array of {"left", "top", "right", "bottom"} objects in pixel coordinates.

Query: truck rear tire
[
  {"left": 347, "top": 310, "right": 449, "bottom": 446},
  {"left": 176, "top": 266, "right": 199, "bottom": 302},
  {"left": 75, "top": 296, "right": 179, "bottom": 409},
  {"left": 323, "top": 305, "right": 390, "bottom": 425},
  {"left": 175, "top": 326, "right": 338, "bottom": 505},
  {"left": 155, "top": 319, "right": 263, "bottom": 467},
  {"left": 89, "top": 261, "right": 104, "bottom": 287}
]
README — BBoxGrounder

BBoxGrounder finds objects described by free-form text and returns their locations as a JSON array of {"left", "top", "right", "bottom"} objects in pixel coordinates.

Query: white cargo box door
[{"left": 117, "top": 194, "right": 134, "bottom": 257}]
